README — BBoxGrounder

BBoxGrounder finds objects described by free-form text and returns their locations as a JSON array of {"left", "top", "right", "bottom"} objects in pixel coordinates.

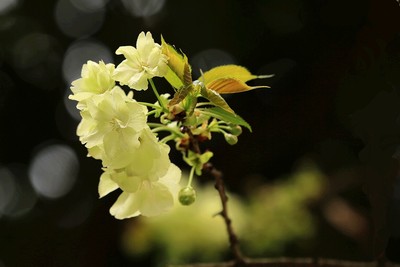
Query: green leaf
[
  {"left": 199, "top": 106, "right": 252, "bottom": 132},
  {"left": 200, "top": 86, "right": 234, "bottom": 113},
  {"left": 164, "top": 67, "right": 184, "bottom": 89},
  {"left": 161, "top": 36, "right": 192, "bottom": 89}
]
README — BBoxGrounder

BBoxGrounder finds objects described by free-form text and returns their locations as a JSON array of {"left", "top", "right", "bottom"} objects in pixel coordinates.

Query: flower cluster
[
  {"left": 70, "top": 32, "right": 180, "bottom": 219},
  {"left": 70, "top": 31, "right": 272, "bottom": 219}
]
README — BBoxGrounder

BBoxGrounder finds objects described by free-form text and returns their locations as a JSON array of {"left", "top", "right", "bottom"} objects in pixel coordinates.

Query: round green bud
[
  {"left": 228, "top": 125, "right": 242, "bottom": 136},
  {"left": 224, "top": 133, "right": 238, "bottom": 145},
  {"left": 179, "top": 187, "right": 196, "bottom": 205}
]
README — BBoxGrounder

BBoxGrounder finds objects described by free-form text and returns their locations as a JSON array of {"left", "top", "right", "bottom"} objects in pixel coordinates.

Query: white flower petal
[
  {"left": 160, "top": 164, "right": 181, "bottom": 188},
  {"left": 139, "top": 181, "right": 174, "bottom": 217},
  {"left": 136, "top": 31, "right": 156, "bottom": 59},
  {"left": 103, "top": 130, "right": 138, "bottom": 168},
  {"left": 115, "top": 46, "right": 139, "bottom": 62},
  {"left": 99, "top": 171, "right": 119, "bottom": 198},
  {"left": 128, "top": 71, "right": 148, "bottom": 90},
  {"left": 110, "top": 191, "right": 141, "bottom": 219},
  {"left": 111, "top": 171, "right": 142, "bottom": 193}
]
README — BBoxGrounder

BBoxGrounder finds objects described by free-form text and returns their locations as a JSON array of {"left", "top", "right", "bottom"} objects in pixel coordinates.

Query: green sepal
[
  {"left": 183, "top": 150, "right": 214, "bottom": 176},
  {"left": 169, "top": 84, "right": 194, "bottom": 106},
  {"left": 199, "top": 106, "right": 252, "bottom": 132}
]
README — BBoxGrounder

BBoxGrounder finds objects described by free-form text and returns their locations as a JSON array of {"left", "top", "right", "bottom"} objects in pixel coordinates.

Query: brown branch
[
  {"left": 184, "top": 126, "right": 201, "bottom": 154},
  {"left": 204, "top": 162, "right": 246, "bottom": 267},
  {"left": 183, "top": 126, "right": 246, "bottom": 266},
  {"left": 168, "top": 258, "right": 400, "bottom": 267}
]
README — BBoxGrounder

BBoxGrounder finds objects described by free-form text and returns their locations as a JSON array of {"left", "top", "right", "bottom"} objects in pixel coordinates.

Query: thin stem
[
  {"left": 138, "top": 101, "right": 161, "bottom": 109},
  {"left": 147, "top": 122, "right": 184, "bottom": 135},
  {"left": 160, "top": 134, "right": 176, "bottom": 144},
  {"left": 187, "top": 165, "right": 196, "bottom": 187},
  {"left": 147, "top": 122, "right": 166, "bottom": 128},
  {"left": 147, "top": 110, "right": 158, "bottom": 117},
  {"left": 151, "top": 126, "right": 185, "bottom": 137},
  {"left": 149, "top": 78, "right": 166, "bottom": 110}
]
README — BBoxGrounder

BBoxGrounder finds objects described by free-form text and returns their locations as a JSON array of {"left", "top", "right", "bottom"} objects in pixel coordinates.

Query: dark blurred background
[{"left": 1, "top": 0, "right": 400, "bottom": 266}]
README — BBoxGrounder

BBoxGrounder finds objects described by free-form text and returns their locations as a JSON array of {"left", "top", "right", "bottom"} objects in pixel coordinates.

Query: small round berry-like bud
[
  {"left": 179, "top": 186, "right": 196, "bottom": 205},
  {"left": 229, "top": 125, "right": 242, "bottom": 136},
  {"left": 224, "top": 133, "right": 238, "bottom": 145}
]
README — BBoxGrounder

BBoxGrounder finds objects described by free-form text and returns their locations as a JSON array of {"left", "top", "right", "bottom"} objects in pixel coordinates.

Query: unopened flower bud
[
  {"left": 168, "top": 104, "right": 186, "bottom": 121},
  {"left": 179, "top": 186, "right": 196, "bottom": 205},
  {"left": 224, "top": 133, "right": 238, "bottom": 145},
  {"left": 228, "top": 125, "right": 242, "bottom": 136}
]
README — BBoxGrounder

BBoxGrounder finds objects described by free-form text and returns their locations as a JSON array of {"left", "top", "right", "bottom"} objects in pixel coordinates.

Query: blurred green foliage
[{"left": 120, "top": 161, "right": 325, "bottom": 265}]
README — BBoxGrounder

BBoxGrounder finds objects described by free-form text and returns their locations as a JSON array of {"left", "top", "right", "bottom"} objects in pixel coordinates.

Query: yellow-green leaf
[
  {"left": 206, "top": 78, "right": 268, "bottom": 94},
  {"left": 164, "top": 67, "right": 184, "bottom": 89},
  {"left": 201, "top": 64, "right": 273, "bottom": 94},
  {"left": 200, "top": 86, "right": 234, "bottom": 113},
  {"left": 161, "top": 36, "right": 192, "bottom": 89}
]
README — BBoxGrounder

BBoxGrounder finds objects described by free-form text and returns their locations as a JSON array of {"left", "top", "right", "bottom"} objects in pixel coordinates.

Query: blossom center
[{"left": 110, "top": 117, "right": 126, "bottom": 131}]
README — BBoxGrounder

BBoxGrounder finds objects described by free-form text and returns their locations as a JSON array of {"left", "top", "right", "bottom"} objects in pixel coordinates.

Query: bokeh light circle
[
  {"left": 0, "top": 166, "right": 17, "bottom": 217},
  {"left": 0, "top": 0, "right": 18, "bottom": 15},
  {"left": 70, "top": 0, "right": 109, "bottom": 12},
  {"left": 12, "top": 32, "right": 62, "bottom": 90},
  {"left": 0, "top": 164, "right": 38, "bottom": 218},
  {"left": 63, "top": 88, "right": 81, "bottom": 121},
  {"left": 121, "top": 0, "right": 166, "bottom": 18},
  {"left": 62, "top": 39, "right": 112, "bottom": 84},
  {"left": 55, "top": 0, "right": 105, "bottom": 38},
  {"left": 29, "top": 144, "right": 79, "bottom": 199}
]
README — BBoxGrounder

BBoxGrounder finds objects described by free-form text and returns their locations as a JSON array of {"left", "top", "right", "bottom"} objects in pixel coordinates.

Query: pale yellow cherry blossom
[
  {"left": 69, "top": 60, "right": 115, "bottom": 109},
  {"left": 113, "top": 31, "right": 168, "bottom": 90},
  {"left": 98, "top": 127, "right": 182, "bottom": 218},
  {"left": 99, "top": 163, "right": 181, "bottom": 218},
  {"left": 76, "top": 86, "right": 147, "bottom": 168},
  {"left": 99, "top": 127, "right": 174, "bottom": 194}
]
